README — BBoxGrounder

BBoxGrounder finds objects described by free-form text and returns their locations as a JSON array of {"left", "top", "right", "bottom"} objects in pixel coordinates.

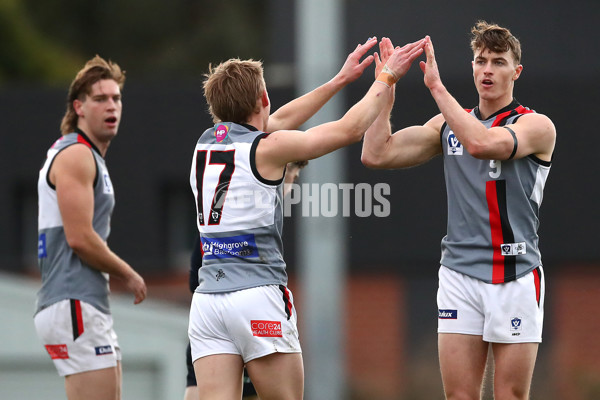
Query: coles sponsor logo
[
  {"left": 438, "top": 309, "right": 458, "bottom": 319},
  {"left": 251, "top": 320, "right": 282, "bottom": 337},
  {"left": 95, "top": 345, "right": 113, "bottom": 356},
  {"left": 215, "top": 124, "right": 229, "bottom": 142},
  {"left": 45, "top": 344, "right": 69, "bottom": 360}
]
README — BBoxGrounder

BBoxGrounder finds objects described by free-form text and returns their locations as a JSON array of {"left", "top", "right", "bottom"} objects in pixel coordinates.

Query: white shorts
[
  {"left": 34, "top": 299, "right": 121, "bottom": 376},
  {"left": 437, "top": 265, "right": 544, "bottom": 343},
  {"left": 188, "top": 285, "right": 301, "bottom": 364}
]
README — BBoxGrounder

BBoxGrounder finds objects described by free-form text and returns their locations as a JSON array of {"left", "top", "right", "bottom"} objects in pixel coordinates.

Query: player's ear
[
  {"left": 261, "top": 90, "right": 269, "bottom": 108},
  {"left": 513, "top": 64, "right": 523, "bottom": 81},
  {"left": 73, "top": 99, "right": 84, "bottom": 117}
]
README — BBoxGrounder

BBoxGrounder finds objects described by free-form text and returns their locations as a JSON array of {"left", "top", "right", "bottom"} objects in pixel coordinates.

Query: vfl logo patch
[
  {"left": 102, "top": 172, "right": 114, "bottom": 194},
  {"left": 45, "top": 344, "right": 69, "bottom": 360},
  {"left": 510, "top": 317, "right": 522, "bottom": 336},
  {"left": 501, "top": 242, "right": 527, "bottom": 256},
  {"left": 202, "top": 234, "right": 259, "bottom": 260},
  {"left": 95, "top": 345, "right": 113, "bottom": 356},
  {"left": 447, "top": 132, "right": 463, "bottom": 155},
  {"left": 251, "top": 320, "right": 282, "bottom": 337},
  {"left": 215, "top": 124, "right": 229, "bottom": 143},
  {"left": 438, "top": 309, "right": 458, "bottom": 319},
  {"left": 38, "top": 233, "right": 47, "bottom": 258}
]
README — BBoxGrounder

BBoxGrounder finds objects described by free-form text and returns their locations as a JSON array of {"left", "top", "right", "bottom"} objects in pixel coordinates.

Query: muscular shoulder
[
  {"left": 515, "top": 113, "right": 556, "bottom": 136},
  {"left": 50, "top": 143, "right": 97, "bottom": 187},
  {"left": 512, "top": 113, "right": 556, "bottom": 160},
  {"left": 254, "top": 130, "right": 301, "bottom": 181},
  {"left": 424, "top": 113, "right": 446, "bottom": 133}
]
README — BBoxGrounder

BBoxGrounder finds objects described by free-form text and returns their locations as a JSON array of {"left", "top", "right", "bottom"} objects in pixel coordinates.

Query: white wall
[{"left": 0, "top": 272, "right": 190, "bottom": 400}]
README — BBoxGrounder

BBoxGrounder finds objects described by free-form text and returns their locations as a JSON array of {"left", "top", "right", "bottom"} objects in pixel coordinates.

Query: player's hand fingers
[
  {"left": 354, "top": 37, "right": 377, "bottom": 58},
  {"left": 358, "top": 54, "right": 375, "bottom": 70}
]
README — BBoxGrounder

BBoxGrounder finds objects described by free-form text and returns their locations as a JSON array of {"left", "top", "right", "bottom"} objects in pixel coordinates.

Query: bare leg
[
  {"left": 193, "top": 354, "right": 244, "bottom": 400},
  {"left": 492, "top": 342, "right": 538, "bottom": 400},
  {"left": 246, "top": 353, "right": 303, "bottom": 400},
  {"left": 184, "top": 386, "right": 199, "bottom": 400},
  {"left": 438, "top": 333, "right": 488, "bottom": 400},
  {"left": 64, "top": 363, "right": 121, "bottom": 400}
]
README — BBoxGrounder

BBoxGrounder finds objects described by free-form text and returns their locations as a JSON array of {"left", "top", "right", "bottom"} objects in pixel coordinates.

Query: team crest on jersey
[
  {"left": 102, "top": 172, "right": 114, "bottom": 194},
  {"left": 500, "top": 242, "right": 527, "bottom": 256},
  {"left": 447, "top": 132, "right": 463, "bottom": 155},
  {"left": 215, "top": 124, "right": 229, "bottom": 143}
]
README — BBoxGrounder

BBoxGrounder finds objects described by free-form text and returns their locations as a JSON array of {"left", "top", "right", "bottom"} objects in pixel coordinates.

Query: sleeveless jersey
[
  {"left": 440, "top": 100, "right": 551, "bottom": 284},
  {"left": 36, "top": 129, "right": 115, "bottom": 314},
  {"left": 189, "top": 122, "right": 286, "bottom": 293}
]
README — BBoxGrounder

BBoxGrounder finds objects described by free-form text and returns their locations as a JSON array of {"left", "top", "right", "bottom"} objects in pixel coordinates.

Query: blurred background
[{"left": 1, "top": 0, "right": 599, "bottom": 399}]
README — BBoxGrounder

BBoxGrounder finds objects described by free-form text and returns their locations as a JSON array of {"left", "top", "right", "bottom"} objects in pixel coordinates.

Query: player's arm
[
  {"left": 361, "top": 37, "right": 442, "bottom": 169},
  {"left": 436, "top": 108, "right": 555, "bottom": 161},
  {"left": 420, "top": 36, "right": 556, "bottom": 161},
  {"left": 503, "top": 113, "right": 556, "bottom": 161},
  {"left": 51, "top": 144, "right": 146, "bottom": 304},
  {"left": 265, "top": 38, "right": 377, "bottom": 132},
  {"left": 257, "top": 38, "right": 427, "bottom": 179},
  {"left": 362, "top": 115, "right": 444, "bottom": 169}
]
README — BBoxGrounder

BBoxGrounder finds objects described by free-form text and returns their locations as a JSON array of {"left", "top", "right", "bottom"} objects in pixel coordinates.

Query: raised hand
[
  {"left": 374, "top": 37, "right": 396, "bottom": 78},
  {"left": 419, "top": 36, "right": 443, "bottom": 90},
  {"left": 380, "top": 37, "right": 426, "bottom": 84},
  {"left": 336, "top": 37, "right": 377, "bottom": 84}
]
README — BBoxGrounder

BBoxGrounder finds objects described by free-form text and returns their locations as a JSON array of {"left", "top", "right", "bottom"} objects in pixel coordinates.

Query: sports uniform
[
  {"left": 185, "top": 235, "right": 258, "bottom": 397},
  {"left": 34, "top": 129, "right": 121, "bottom": 375},
  {"left": 438, "top": 100, "right": 550, "bottom": 342},
  {"left": 188, "top": 122, "right": 300, "bottom": 363}
]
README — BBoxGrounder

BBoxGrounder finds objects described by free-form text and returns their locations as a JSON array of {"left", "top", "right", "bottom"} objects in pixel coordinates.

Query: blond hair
[
  {"left": 60, "top": 55, "right": 125, "bottom": 134},
  {"left": 203, "top": 58, "right": 265, "bottom": 124}
]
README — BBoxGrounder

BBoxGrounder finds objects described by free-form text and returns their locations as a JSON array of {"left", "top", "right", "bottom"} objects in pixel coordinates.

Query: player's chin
[{"left": 102, "top": 124, "right": 120, "bottom": 137}]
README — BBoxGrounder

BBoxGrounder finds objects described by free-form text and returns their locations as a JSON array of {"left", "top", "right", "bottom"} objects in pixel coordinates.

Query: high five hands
[{"left": 370, "top": 35, "right": 443, "bottom": 90}]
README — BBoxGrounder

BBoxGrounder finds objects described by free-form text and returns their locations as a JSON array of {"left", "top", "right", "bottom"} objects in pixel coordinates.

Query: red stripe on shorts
[
  {"left": 279, "top": 285, "right": 292, "bottom": 320},
  {"left": 533, "top": 267, "right": 541, "bottom": 306},
  {"left": 70, "top": 299, "right": 85, "bottom": 340}
]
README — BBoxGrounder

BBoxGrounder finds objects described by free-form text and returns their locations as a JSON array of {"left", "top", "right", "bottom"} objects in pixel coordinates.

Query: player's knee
[
  {"left": 494, "top": 385, "right": 530, "bottom": 400},
  {"left": 444, "top": 387, "right": 482, "bottom": 400}
]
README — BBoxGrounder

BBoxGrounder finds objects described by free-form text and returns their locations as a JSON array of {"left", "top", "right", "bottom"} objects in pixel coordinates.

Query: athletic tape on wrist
[{"left": 376, "top": 64, "right": 398, "bottom": 87}]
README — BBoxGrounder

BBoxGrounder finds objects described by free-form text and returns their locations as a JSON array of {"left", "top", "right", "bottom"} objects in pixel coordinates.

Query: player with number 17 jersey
[{"left": 190, "top": 122, "right": 287, "bottom": 294}]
